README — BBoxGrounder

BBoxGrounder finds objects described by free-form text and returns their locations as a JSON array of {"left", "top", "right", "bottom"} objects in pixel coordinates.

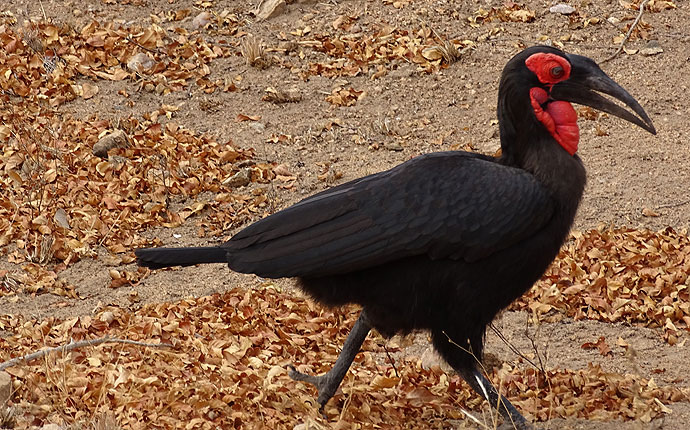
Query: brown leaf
[
  {"left": 642, "top": 207, "right": 660, "bottom": 217},
  {"left": 81, "top": 83, "right": 99, "bottom": 99},
  {"left": 236, "top": 113, "right": 261, "bottom": 122}
]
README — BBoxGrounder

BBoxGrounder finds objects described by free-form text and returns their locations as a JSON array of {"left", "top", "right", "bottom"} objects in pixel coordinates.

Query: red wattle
[
  {"left": 546, "top": 101, "right": 579, "bottom": 155},
  {"left": 546, "top": 101, "right": 577, "bottom": 125},
  {"left": 529, "top": 88, "right": 579, "bottom": 155}
]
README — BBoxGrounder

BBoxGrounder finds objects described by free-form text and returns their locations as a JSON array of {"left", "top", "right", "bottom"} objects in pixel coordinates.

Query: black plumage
[{"left": 135, "top": 46, "right": 655, "bottom": 429}]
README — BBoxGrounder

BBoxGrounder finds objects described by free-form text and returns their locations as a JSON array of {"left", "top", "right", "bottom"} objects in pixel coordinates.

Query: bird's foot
[
  {"left": 288, "top": 365, "right": 338, "bottom": 411},
  {"left": 287, "top": 313, "right": 371, "bottom": 417}
]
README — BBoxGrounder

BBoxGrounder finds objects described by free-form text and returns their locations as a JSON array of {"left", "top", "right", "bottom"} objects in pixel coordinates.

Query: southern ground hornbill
[{"left": 136, "top": 46, "right": 655, "bottom": 428}]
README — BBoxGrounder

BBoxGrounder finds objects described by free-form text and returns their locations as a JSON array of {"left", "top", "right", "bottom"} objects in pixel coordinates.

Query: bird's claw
[
  {"left": 288, "top": 364, "right": 336, "bottom": 413},
  {"left": 288, "top": 364, "right": 321, "bottom": 386}
]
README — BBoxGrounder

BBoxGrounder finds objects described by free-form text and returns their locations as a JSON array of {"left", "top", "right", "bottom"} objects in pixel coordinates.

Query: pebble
[
  {"left": 192, "top": 11, "right": 213, "bottom": 29},
  {"left": 126, "top": 52, "right": 155, "bottom": 72},
  {"left": 93, "top": 129, "right": 129, "bottom": 158},
  {"left": 384, "top": 142, "right": 403, "bottom": 151},
  {"left": 0, "top": 371, "right": 10, "bottom": 404},
  {"left": 640, "top": 40, "right": 663, "bottom": 56},
  {"left": 100, "top": 311, "right": 115, "bottom": 324},
  {"left": 549, "top": 4, "right": 576, "bottom": 15},
  {"left": 249, "top": 122, "right": 266, "bottom": 133},
  {"left": 223, "top": 168, "right": 251, "bottom": 188}
]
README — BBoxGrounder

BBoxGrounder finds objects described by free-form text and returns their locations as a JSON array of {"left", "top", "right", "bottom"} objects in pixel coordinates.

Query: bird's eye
[{"left": 550, "top": 65, "right": 564, "bottom": 79}]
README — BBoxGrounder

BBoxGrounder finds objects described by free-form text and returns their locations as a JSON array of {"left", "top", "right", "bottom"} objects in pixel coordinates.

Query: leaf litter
[
  {"left": 514, "top": 227, "right": 690, "bottom": 345},
  {"left": 1, "top": 284, "right": 687, "bottom": 428}
]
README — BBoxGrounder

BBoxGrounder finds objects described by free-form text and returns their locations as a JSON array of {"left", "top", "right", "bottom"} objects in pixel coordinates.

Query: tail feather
[{"left": 135, "top": 246, "right": 227, "bottom": 269}]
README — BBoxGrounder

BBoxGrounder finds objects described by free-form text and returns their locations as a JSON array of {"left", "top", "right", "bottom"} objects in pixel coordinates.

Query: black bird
[{"left": 135, "top": 46, "right": 655, "bottom": 428}]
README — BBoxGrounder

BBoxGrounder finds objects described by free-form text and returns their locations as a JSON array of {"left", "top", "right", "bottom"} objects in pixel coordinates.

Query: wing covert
[{"left": 224, "top": 152, "right": 554, "bottom": 278}]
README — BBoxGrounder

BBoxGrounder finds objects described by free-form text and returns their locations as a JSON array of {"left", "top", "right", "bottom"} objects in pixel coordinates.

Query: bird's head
[{"left": 498, "top": 46, "right": 655, "bottom": 160}]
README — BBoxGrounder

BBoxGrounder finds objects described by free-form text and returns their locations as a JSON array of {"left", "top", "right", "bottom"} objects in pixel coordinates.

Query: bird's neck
[
  {"left": 497, "top": 87, "right": 587, "bottom": 213},
  {"left": 500, "top": 131, "right": 587, "bottom": 212}
]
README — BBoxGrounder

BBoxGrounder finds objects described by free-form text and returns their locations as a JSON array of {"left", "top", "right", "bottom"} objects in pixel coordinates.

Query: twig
[
  {"left": 97, "top": 209, "right": 125, "bottom": 248},
  {"left": 441, "top": 331, "right": 502, "bottom": 429},
  {"left": 603, "top": 0, "right": 650, "bottom": 63},
  {"left": 459, "top": 409, "right": 490, "bottom": 429},
  {"left": 656, "top": 199, "right": 690, "bottom": 210},
  {"left": 382, "top": 344, "right": 399, "bottom": 378},
  {"left": 125, "top": 36, "right": 162, "bottom": 55},
  {"left": 523, "top": 318, "right": 547, "bottom": 375},
  {"left": 488, "top": 322, "right": 540, "bottom": 372},
  {"left": 523, "top": 316, "right": 555, "bottom": 424},
  {"left": 0, "top": 336, "right": 172, "bottom": 371},
  {"left": 38, "top": 0, "right": 47, "bottom": 21},
  {"left": 338, "top": 377, "right": 355, "bottom": 423}
]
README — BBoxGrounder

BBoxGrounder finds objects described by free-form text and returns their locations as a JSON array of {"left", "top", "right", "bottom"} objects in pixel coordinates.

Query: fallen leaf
[
  {"left": 236, "top": 113, "right": 261, "bottom": 122},
  {"left": 642, "top": 207, "right": 660, "bottom": 217}
]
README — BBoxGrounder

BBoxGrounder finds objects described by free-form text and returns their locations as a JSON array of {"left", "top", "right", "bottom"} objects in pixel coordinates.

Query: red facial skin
[
  {"left": 525, "top": 53, "right": 571, "bottom": 84},
  {"left": 525, "top": 53, "right": 578, "bottom": 155}
]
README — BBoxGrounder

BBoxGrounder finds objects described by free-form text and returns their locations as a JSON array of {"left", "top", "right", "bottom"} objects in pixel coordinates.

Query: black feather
[
  {"left": 223, "top": 152, "right": 555, "bottom": 278},
  {"left": 135, "top": 246, "right": 226, "bottom": 269}
]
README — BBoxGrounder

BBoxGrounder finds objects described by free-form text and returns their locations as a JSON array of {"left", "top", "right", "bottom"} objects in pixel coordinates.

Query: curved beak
[{"left": 551, "top": 54, "right": 656, "bottom": 135}]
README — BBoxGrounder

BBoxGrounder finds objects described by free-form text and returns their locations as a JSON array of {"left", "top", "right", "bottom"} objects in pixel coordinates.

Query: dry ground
[{"left": 1, "top": 0, "right": 690, "bottom": 429}]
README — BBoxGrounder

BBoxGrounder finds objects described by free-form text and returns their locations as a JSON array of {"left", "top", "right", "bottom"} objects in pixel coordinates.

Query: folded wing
[{"left": 225, "top": 152, "right": 554, "bottom": 278}]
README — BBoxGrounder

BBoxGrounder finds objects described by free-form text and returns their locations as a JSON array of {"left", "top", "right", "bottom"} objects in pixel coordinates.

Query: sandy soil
[{"left": 2, "top": 0, "right": 690, "bottom": 428}]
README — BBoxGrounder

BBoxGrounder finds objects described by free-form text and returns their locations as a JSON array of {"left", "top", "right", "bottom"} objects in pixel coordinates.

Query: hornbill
[{"left": 135, "top": 46, "right": 655, "bottom": 428}]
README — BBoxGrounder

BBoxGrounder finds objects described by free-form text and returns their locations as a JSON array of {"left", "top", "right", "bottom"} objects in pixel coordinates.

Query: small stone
[
  {"left": 384, "top": 142, "right": 403, "bottom": 151},
  {"left": 73, "top": 9, "right": 82, "bottom": 17},
  {"left": 126, "top": 52, "right": 155, "bottom": 72},
  {"left": 640, "top": 40, "right": 663, "bottom": 56},
  {"left": 549, "top": 4, "right": 576, "bottom": 15},
  {"left": 249, "top": 122, "right": 266, "bottom": 133},
  {"left": 53, "top": 207, "right": 71, "bottom": 230},
  {"left": 192, "top": 11, "right": 213, "bottom": 29},
  {"left": 93, "top": 129, "right": 128, "bottom": 158},
  {"left": 256, "top": 0, "right": 286, "bottom": 20},
  {"left": 223, "top": 168, "right": 251, "bottom": 188},
  {"left": 0, "top": 371, "right": 11, "bottom": 404},
  {"left": 642, "top": 207, "right": 660, "bottom": 217},
  {"left": 100, "top": 311, "right": 115, "bottom": 324}
]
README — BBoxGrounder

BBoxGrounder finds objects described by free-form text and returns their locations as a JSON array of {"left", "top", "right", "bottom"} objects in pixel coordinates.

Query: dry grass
[
  {"left": 240, "top": 34, "right": 269, "bottom": 69},
  {"left": 85, "top": 412, "right": 120, "bottom": 430},
  {"left": 0, "top": 405, "right": 17, "bottom": 429},
  {"left": 21, "top": 23, "right": 44, "bottom": 54}
]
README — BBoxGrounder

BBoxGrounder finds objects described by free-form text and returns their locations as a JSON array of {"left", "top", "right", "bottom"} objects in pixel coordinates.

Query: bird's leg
[
  {"left": 457, "top": 367, "right": 530, "bottom": 430},
  {"left": 288, "top": 311, "right": 371, "bottom": 410}
]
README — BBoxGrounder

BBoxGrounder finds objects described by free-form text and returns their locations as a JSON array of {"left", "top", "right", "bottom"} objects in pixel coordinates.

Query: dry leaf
[
  {"left": 236, "top": 113, "right": 261, "bottom": 122},
  {"left": 642, "top": 207, "right": 660, "bottom": 217}
]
